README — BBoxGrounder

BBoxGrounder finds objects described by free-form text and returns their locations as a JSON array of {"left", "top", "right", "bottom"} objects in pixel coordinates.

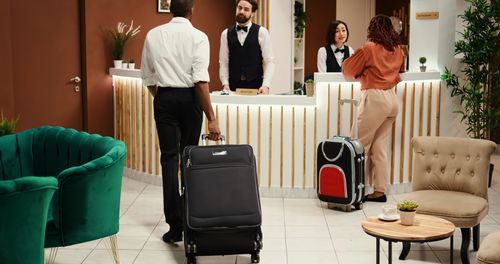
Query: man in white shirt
[
  {"left": 141, "top": 0, "right": 220, "bottom": 244},
  {"left": 219, "top": 0, "right": 275, "bottom": 94}
]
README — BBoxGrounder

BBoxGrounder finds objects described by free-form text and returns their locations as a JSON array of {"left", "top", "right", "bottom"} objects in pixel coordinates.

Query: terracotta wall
[
  {"left": 304, "top": 1, "right": 336, "bottom": 78},
  {"left": 0, "top": 0, "right": 15, "bottom": 118},
  {"left": 84, "top": 0, "right": 235, "bottom": 136},
  {"left": 0, "top": 0, "right": 235, "bottom": 136}
]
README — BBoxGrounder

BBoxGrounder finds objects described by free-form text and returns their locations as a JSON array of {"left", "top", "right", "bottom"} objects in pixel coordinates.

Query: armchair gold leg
[
  {"left": 103, "top": 235, "right": 120, "bottom": 264},
  {"left": 44, "top": 247, "right": 58, "bottom": 264}
]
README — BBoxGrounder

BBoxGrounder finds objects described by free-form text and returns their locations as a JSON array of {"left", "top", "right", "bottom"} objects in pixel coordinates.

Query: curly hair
[{"left": 367, "top": 15, "right": 401, "bottom": 51}]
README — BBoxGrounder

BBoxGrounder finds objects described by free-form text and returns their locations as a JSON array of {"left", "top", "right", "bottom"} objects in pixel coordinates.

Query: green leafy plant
[
  {"left": 293, "top": 81, "right": 304, "bottom": 95},
  {"left": 129, "top": 58, "right": 135, "bottom": 64},
  {"left": 305, "top": 79, "right": 314, "bottom": 84},
  {"left": 0, "top": 110, "right": 20, "bottom": 137},
  {"left": 442, "top": 0, "right": 500, "bottom": 139},
  {"left": 294, "top": 1, "right": 306, "bottom": 38},
  {"left": 397, "top": 200, "right": 419, "bottom": 212},
  {"left": 108, "top": 20, "right": 141, "bottom": 60},
  {"left": 419, "top": 57, "right": 427, "bottom": 66}
]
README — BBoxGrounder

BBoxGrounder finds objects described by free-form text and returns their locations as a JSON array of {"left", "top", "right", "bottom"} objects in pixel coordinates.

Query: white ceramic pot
[
  {"left": 113, "top": 60, "right": 123, "bottom": 69},
  {"left": 128, "top": 63, "right": 135, "bottom": 70},
  {"left": 399, "top": 210, "right": 416, "bottom": 226}
]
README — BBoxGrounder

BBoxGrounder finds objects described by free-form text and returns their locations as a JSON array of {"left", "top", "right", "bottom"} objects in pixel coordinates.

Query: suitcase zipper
[{"left": 187, "top": 163, "right": 250, "bottom": 170}]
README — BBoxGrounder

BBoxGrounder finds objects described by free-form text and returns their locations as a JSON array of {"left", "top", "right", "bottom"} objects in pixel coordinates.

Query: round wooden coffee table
[{"left": 362, "top": 214, "right": 455, "bottom": 264}]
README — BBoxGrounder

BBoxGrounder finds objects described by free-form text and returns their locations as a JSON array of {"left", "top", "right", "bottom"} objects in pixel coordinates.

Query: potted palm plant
[
  {"left": 0, "top": 111, "right": 20, "bottom": 137},
  {"left": 108, "top": 20, "right": 141, "bottom": 68},
  {"left": 442, "top": 0, "right": 500, "bottom": 187},
  {"left": 397, "top": 200, "right": 419, "bottom": 226}
]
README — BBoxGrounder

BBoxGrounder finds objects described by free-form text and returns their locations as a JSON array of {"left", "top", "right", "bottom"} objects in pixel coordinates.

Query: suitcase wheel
[
  {"left": 187, "top": 256, "right": 197, "bottom": 264},
  {"left": 354, "top": 202, "right": 363, "bottom": 210},
  {"left": 251, "top": 253, "right": 260, "bottom": 263}
]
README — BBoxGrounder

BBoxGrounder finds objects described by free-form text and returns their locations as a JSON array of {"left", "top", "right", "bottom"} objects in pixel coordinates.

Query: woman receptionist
[{"left": 317, "top": 20, "right": 354, "bottom": 72}]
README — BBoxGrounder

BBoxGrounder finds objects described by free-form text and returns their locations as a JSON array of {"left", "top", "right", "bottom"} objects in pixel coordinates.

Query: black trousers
[{"left": 153, "top": 87, "right": 202, "bottom": 231}]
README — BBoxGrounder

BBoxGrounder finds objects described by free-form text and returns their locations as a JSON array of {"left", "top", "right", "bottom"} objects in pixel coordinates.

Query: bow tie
[
  {"left": 335, "top": 48, "right": 345, "bottom": 53},
  {"left": 237, "top": 25, "right": 248, "bottom": 32}
]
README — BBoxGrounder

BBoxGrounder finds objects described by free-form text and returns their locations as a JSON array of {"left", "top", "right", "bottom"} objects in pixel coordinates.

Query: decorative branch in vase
[{"left": 108, "top": 20, "right": 141, "bottom": 69}]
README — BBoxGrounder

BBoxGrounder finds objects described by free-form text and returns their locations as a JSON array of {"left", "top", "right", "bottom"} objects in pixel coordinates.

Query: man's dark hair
[
  {"left": 326, "top": 20, "right": 349, "bottom": 45},
  {"left": 171, "top": 0, "right": 194, "bottom": 17},
  {"left": 236, "top": 0, "right": 258, "bottom": 12}
]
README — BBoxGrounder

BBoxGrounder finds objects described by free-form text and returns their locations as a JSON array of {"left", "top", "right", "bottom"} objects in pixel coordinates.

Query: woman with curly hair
[{"left": 342, "top": 15, "right": 405, "bottom": 202}]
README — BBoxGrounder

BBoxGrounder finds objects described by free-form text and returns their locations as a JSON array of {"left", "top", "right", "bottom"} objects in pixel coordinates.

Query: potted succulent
[
  {"left": 128, "top": 58, "right": 135, "bottom": 69},
  {"left": 0, "top": 110, "right": 20, "bottom": 137},
  {"left": 397, "top": 199, "right": 419, "bottom": 226},
  {"left": 305, "top": 78, "right": 314, "bottom": 97},
  {"left": 419, "top": 57, "right": 427, "bottom": 72}
]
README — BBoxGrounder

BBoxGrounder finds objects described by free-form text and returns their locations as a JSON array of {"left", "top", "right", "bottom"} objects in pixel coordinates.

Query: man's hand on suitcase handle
[{"left": 207, "top": 120, "right": 221, "bottom": 141}]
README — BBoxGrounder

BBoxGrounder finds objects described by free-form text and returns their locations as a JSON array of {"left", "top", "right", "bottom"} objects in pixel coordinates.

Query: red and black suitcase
[
  {"left": 181, "top": 135, "right": 263, "bottom": 264},
  {"left": 316, "top": 99, "right": 365, "bottom": 211}
]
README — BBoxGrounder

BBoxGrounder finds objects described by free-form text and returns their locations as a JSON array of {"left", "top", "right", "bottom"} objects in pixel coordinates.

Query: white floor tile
[
  {"left": 287, "top": 251, "right": 338, "bottom": 264},
  {"left": 82, "top": 249, "right": 139, "bottom": 264}
]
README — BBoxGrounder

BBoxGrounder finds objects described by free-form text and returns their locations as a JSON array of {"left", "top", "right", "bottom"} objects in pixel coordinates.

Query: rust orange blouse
[{"left": 342, "top": 42, "right": 405, "bottom": 90}]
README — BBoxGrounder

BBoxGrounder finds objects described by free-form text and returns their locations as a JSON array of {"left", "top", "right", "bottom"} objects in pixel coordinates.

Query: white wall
[
  {"left": 409, "top": 0, "right": 468, "bottom": 137},
  {"left": 268, "top": 0, "right": 292, "bottom": 94}
]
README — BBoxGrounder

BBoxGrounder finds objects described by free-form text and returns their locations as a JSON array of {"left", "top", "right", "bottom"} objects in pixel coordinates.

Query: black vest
[
  {"left": 228, "top": 24, "right": 263, "bottom": 86},
  {"left": 325, "top": 45, "right": 351, "bottom": 72}
]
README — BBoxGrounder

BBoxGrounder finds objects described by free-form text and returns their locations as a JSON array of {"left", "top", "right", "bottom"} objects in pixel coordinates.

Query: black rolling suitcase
[
  {"left": 181, "top": 135, "right": 263, "bottom": 264},
  {"left": 317, "top": 99, "right": 365, "bottom": 211}
]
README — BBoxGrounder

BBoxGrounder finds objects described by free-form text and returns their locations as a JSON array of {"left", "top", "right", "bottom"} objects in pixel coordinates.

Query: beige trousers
[{"left": 352, "top": 88, "right": 398, "bottom": 193}]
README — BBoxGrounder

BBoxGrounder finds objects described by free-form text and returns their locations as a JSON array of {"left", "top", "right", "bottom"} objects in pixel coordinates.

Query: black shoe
[
  {"left": 162, "top": 230, "right": 182, "bottom": 244},
  {"left": 364, "top": 194, "right": 387, "bottom": 202}
]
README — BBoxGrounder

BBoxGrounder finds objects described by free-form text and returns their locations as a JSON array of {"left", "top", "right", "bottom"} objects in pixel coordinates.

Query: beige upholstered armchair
[{"left": 404, "top": 136, "right": 496, "bottom": 264}]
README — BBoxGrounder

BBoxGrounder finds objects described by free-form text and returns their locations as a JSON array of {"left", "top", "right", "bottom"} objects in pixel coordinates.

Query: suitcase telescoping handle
[
  {"left": 338, "top": 98, "right": 360, "bottom": 138},
  {"left": 201, "top": 134, "right": 226, "bottom": 146}
]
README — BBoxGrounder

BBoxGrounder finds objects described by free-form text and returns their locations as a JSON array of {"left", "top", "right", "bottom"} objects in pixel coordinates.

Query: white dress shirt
[
  {"left": 219, "top": 22, "right": 275, "bottom": 88},
  {"left": 141, "top": 17, "right": 210, "bottom": 88},
  {"left": 317, "top": 44, "right": 355, "bottom": 73}
]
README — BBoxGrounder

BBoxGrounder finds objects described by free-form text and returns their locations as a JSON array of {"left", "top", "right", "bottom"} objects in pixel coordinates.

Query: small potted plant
[
  {"left": 305, "top": 79, "right": 314, "bottom": 97},
  {"left": 397, "top": 199, "right": 419, "bottom": 226},
  {"left": 121, "top": 60, "right": 128, "bottom": 69},
  {"left": 0, "top": 110, "right": 20, "bottom": 137},
  {"left": 128, "top": 58, "right": 135, "bottom": 69},
  {"left": 419, "top": 57, "right": 427, "bottom": 72}
]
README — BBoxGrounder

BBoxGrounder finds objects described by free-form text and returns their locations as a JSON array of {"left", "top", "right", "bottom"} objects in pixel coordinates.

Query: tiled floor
[{"left": 51, "top": 154, "right": 500, "bottom": 264}]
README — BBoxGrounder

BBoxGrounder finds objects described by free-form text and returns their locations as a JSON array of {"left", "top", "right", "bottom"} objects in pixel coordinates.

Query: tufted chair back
[{"left": 411, "top": 136, "right": 496, "bottom": 200}]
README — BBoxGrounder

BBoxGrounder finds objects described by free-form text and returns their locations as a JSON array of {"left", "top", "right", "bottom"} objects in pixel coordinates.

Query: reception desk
[{"left": 111, "top": 69, "right": 442, "bottom": 197}]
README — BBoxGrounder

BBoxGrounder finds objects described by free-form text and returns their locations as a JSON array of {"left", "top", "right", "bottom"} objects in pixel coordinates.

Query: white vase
[
  {"left": 113, "top": 60, "right": 123, "bottom": 69},
  {"left": 399, "top": 210, "right": 416, "bottom": 226},
  {"left": 128, "top": 63, "right": 135, "bottom": 70}
]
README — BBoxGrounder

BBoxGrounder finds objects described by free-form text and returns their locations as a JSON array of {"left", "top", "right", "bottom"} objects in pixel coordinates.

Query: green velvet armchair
[
  {"left": 0, "top": 176, "right": 58, "bottom": 264},
  {"left": 0, "top": 126, "right": 127, "bottom": 264}
]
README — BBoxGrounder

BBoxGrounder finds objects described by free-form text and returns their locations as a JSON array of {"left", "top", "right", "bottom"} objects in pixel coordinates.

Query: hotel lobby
[{"left": 1, "top": 0, "right": 500, "bottom": 263}]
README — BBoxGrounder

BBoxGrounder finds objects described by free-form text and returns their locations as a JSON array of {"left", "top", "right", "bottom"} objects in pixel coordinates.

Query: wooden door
[{"left": 10, "top": 0, "right": 83, "bottom": 131}]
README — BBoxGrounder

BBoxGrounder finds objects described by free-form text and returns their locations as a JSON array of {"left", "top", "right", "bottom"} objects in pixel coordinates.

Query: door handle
[{"left": 70, "top": 76, "right": 81, "bottom": 83}]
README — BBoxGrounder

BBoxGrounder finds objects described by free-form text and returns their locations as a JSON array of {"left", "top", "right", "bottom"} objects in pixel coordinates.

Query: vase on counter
[{"left": 113, "top": 60, "right": 123, "bottom": 69}]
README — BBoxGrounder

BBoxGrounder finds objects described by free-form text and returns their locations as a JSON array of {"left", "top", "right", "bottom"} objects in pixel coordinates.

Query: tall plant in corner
[{"left": 442, "top": 0, "right": 500, "bottom": 139}]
